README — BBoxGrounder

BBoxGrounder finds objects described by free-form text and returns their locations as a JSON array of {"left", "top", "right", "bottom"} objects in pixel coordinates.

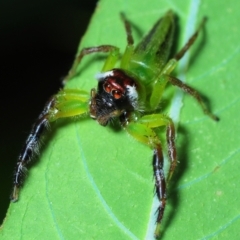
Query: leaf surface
[{"left": 1, "top": 0, "right": 240, "bottom": 239}]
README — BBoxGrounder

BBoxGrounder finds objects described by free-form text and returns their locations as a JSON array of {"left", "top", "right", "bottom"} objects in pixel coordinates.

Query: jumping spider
[{"left": 11, "top": 10, "right": 218, "bottom": 238}]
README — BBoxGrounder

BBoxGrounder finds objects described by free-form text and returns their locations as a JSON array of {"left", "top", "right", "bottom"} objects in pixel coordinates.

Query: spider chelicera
[{"left": 11, "top": 10, "right": 218, "bottom": 238}]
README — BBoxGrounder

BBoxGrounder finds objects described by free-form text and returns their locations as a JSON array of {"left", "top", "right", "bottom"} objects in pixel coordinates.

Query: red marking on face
[
  {"left": 103, "top": 79, "right": 124, "bottom": 99},
  {"left": 102, "top": 69, "right": 136, "bottom": 100}
]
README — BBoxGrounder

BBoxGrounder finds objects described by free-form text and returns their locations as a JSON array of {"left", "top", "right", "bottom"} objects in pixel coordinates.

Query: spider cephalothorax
[{"left": 90, "top": 68, "right": 138, "bottom": 126}]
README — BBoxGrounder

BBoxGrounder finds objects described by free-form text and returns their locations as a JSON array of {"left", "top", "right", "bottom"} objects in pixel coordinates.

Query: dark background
[{"left": 0, "top": 0, "right": 97, "bottom": 225}]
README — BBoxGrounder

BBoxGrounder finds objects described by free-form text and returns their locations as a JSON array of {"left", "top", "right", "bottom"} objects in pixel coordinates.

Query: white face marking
[
  {"left": 95, "top": 70, "right": 114, "bottom": 81},
  {"left": 126, "top": 85, "right": 138, "bottom": 108},
  {"left": 126, "top": 85, "right": 138, "bottom": 99}
]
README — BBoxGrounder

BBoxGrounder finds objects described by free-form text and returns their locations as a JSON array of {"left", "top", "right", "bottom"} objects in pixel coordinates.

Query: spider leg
[
  {"left": 119, "top": 13, "right": 136, "bottom": 70},
  {"left": 63, "top": 45, "right": 120, "bottom": 83},
  {"left": 11, "top": 89, "right": 89, "bottom": 202},
  {"left": 148, "top": 16, "right": 218, "bottom": 120},
  {"left": 174, "top": 17, "right": 206, "bottom": 61},
  {"left": 122, "top": 113, "right": 177, "bottom": 237},
  {"left": 165, "top": 118, "right": 177, "bottom": 181},
  {"left": 64, "top": 13, "right": 136, "bottom": 84},
  {"left": 137, "top": 114, "right": 177, "bottom": 181},
  {"left": 149, "top": 63, "right": 219, "bottom": 121},
  {"left": 167, "top": 75, "right": 219, "bottom": 121},
  {"left": 11, "top": 98, "right": 55, "bottom": 202},
  {"left": 153, "top": 145, "right": 166, "bottom": 238},
  {"left": 120, "top": 12, "right": 134, "bottom": 46}
]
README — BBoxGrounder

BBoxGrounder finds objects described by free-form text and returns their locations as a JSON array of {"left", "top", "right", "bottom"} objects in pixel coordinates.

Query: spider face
[
  {"left": 90, "top": 69, "right": 138, "bottom": 126},
  {"left": 11, "top": 10, "right": 218, "bottom": 238}
]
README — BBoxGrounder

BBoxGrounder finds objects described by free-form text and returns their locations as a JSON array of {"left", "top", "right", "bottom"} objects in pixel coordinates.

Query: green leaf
[{"left": 1, "top": 0, "right": 240, "bottom": 239}]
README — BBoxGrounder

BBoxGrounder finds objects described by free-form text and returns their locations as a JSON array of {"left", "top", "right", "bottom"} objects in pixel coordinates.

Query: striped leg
[{"left": 11, "top": 89, "right": 89, "bottom": 202}]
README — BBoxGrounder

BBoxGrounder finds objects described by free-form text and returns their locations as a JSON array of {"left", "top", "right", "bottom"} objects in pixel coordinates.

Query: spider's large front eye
[
  {"left": 103, "top": 81, "right": 123, "bottom": 99},
  {"left": 103, "top": 82, "right": 111, "bottom": 93},
  {"left": 112, "top": 89, "right": 122, "bottom": 99}
]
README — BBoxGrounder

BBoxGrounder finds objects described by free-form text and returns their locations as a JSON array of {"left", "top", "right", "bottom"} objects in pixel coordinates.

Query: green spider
[{"left": 11, "top": 10, "right": 218, "bottom": 238}]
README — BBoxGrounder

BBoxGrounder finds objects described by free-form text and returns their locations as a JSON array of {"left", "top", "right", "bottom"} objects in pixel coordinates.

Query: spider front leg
[
  {"left": 11, "top": 89, "right": 89, "bottom": 202},
  {"left": 64, "top": 13, "right": 135, "bottom": 83},
  {"left": 122, "top": 113, "right": 176, "bottom": 238},
  {"left": 63, "top": 45, "right": 120, "bottom": 83}
]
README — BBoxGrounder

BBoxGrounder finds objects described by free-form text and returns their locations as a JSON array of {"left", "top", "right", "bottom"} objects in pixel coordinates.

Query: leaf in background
[{"left": 1, "top": 0, "right": 240, "bottom": 239}]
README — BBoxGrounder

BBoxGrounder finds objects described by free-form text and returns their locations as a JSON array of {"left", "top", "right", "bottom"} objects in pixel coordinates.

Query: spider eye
[
  {"left": 103, "top": 83, "right": 111, "bottom": 93},
  {"left": 103, "top": 81, "right": 123, "bottom": 99},
  {"left": 112, "top": 90, "right": 122, "bottom": 99}
]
